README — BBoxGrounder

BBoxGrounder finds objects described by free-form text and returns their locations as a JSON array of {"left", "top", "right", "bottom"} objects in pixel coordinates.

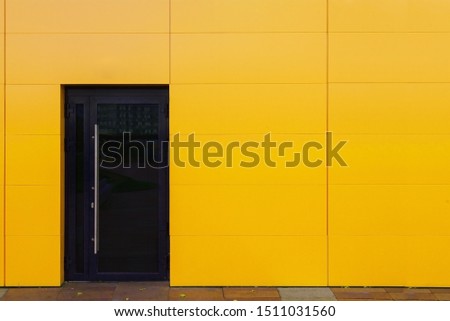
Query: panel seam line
[
  {"left": 326, "top": 0, "right": 330, "bottom": 287},
  {"left": 3, "top": 0, "right": 7, "bottom": 286}
]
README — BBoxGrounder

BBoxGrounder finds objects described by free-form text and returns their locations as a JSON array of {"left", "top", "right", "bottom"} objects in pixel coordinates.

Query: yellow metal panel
[
  {"left": 59, "top": 235, "right": 64, "bottom": 284},
  {"left": 7, "top": 0, "right": 169, "bottom": 33},
  {"left": 7, "top": 85, "right": 61, "bottom": 135},
  {"left": 330, "top": 83, "right": 450, "bottom": 134},
  {"left": 0, "top": 86, "right": 4, "bottom": 132},
  {"left": 0, "top": 139, "right": 2, "bottom": 295},
  {"left": 171, "top": 34, "right": 326, "bottom": 84},
  {"left": 59, "top": 87, "right": 65, "bottom": 240},
  {"left": 171, "top": 235, "right": 327, "bottom": 286},
  {"left": 0, "top": 236, "right": 3, "bottom": 286},
  {"left": 6, "top": 34, "right": 169, "bottom": 84},
  {"left": 171, "top": 184, "right": 326, "bottom": 236},
  {"left": 6, "top": 186, "right": 61, "bottom": 236},
  {"left": 0, "top": 135, "right": 4, "bottom": 185},
  {"left": 5, "top": 235, "right": 62, "bottom": 286},
  {"left": 329, "top": 235, "right": 450, "bottom": 287},
  {"left": 330, "top": 0, "right": 450, "bottom": 32},
  {"left": 0, "top": 33, "right": 3, "bottom": 82},
  {"left": 6, "top": 135, "right": 61, "bottom": 186},
  {"left": 0, "top": 0, "right": 3, "bottom": 33},
  {"left": 171, "top": 0, "right": 326, "bottom": 33},
  {"left": 170, "top": 84, "right": 326, "bottom": 135},
  {"left": 329, "top": 34, "right": 450, "bottom": 83},
  {"left": 0, "top": 186, "right": 3, "bottom": 286},
  {"left": 0, "top": 88, "right": 4, "bottom": 185},
  {"left": 170, "top": 134, "right": 326, "bottom": 185},
  {"left": 329, "top": 134, "right": 450, "bottom": 185},
  {"left": 330, "top": 185, "right": 450, "bottom": 236}
]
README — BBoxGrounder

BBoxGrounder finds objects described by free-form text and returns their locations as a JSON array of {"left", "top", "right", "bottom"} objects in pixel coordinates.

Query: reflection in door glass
[{"left": 97, "top": 104, "right": 160, "bottom": 273}]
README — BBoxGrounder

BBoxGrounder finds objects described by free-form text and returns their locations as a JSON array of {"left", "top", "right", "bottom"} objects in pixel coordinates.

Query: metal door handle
[{"left": 94, "top": 124, "right": 99, "bottom": 254}]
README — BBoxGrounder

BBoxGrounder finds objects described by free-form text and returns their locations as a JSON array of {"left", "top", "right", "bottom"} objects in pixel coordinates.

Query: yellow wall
[
  {"left": 169, "top": 0, "right": 327, "bottom": 286},
  {"left": 1, "top": 0, "right": 450, "bottom": 287},
  {"left": 328, "top": 0, "right": 450, "bottom": 286},
  {"left": 3, "top": 0, "right": 169, "bottom": 286},
  {"left": 0, "top": 0, "right": 4, "bottom": 287}
]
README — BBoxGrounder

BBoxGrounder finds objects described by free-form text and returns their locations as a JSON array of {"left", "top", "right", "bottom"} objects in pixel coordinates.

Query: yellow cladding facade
[{"left": 0, "top": 0, "right": 450, "bottom": 287}]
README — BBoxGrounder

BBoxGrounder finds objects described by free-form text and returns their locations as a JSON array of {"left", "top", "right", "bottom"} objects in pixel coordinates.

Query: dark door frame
[{"left": 64, "top": 86, "right": 169, "bottom": 281}]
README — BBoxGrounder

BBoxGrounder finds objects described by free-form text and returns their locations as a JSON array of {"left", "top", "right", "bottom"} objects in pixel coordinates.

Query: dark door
[{"left": 65, "top": 87, "right": 169, "bottom": 281}]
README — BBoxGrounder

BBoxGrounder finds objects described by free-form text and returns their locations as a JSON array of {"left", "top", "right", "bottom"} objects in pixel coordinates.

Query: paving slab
[
  {"left": 332, "top": 287, "right": 387, "bottom": 293},
  {"left": 113, "top": 282, "right": 169, "bottom": 301},
  {"left": 1, "top": 288, "right": 61, "bottom": 301},
  {"left": 430, "top": 288, "right": 450, "bottom": 294},
  {"left": 278, "top": 288, "right": 336, "bottom": 301},
  {"left": 331, "top": 288, "right": 392, "bottom": 301},
  {"left": 0, "top": 289, "right": 8, "bottom": 299},
  {"left": 385, "top": 288, "right": 432, "bottom": 294},
  {"left": 337, "top": 293, "right": 393, "bottom": 301},
  {"left": 61, "top": 282, "right": 118, "bottom": 290},
  {"left": 389, "top": 292, "right": 438, "bottom": 301},
  {"left": 223, "top": 288, "right": 280, "bottom": 301},
  {"left": 58, "top": 283, "right": 116, "bottom": 301},
  {"left": 433, "top": 293, "right": 450, "bottom": 301},
  {"left": 169, "top": 288, "right": 224, "bottom": 301}
]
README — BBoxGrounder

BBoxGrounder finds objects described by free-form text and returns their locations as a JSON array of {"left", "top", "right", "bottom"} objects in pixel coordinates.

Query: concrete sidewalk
[{"left": 1, "top": 283, "right": 450, "bottom": 301}]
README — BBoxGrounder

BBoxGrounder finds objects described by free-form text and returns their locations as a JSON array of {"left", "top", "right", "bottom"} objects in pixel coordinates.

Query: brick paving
[{"left": 0, "top": 283, "right": 449, "bottom": 301}]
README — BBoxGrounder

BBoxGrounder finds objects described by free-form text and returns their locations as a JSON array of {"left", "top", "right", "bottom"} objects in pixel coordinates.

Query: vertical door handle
[{"left": 94, "top": 124, "right": 99, "bottom": 254}]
